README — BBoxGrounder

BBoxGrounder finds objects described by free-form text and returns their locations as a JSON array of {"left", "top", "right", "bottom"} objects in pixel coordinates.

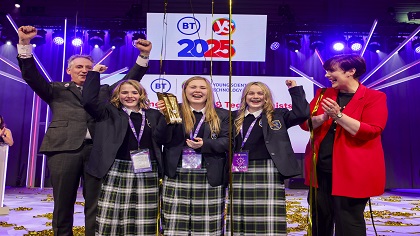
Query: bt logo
[
  {"left": 177, "top": 17, "right": 237, "bottom": 58},
  {"left": 212, "top": 18, "right": 236, "bottom": 36},
  {"left": 151, "top": 78, "right": 171, "bottom": 93},
  {"left": 177, "top": 17, "right": 200, "bottom": 35}
]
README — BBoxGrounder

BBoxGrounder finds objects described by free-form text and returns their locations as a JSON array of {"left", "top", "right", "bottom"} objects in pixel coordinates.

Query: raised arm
[
  {"left": 282, "top": 80, "right": 310, "bottom": 128},
  {"left": 82, "top": 64, "right": 109, "bottom": 121},
  {"left": 17, "top": 25, "right": 53, "bottom": 103}
]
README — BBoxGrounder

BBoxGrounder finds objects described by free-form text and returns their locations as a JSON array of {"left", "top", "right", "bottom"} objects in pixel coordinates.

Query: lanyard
[
  {"left": 122, "top": 107, "right": 146, "bottom": 149},
  {"left": 190, "top": 113, "right": 206, "bottom": 140},
  {"left": 240, "top": 114, "right": 261, "bottom": 149}
]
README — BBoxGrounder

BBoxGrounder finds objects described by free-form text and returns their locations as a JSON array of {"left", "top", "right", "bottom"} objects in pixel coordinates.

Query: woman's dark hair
[
  {"left": 323, "top": 54, "right": 367, "bottom": 79},
  {"left": 0, "top": 115, "right": 5, "bottom": 129}
]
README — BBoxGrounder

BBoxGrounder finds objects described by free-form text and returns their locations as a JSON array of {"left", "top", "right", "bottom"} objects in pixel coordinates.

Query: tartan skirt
[
  {"left": 96, "top": 159, "right": 159, "bottom": 236},
  {"left": 225, "top": 159, "right": 286, "bottom": 236},
  {"left": 162, "top": 165, "right": 225, "bottom": 236}
]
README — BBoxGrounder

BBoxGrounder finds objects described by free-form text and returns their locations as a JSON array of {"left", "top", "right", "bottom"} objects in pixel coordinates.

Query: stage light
[
  {"left": 267, "top": 31, "right": 280, "bottom": 51},
  {"left": 367, "top": 37, "right": 383, "bottom": 53},
  {"left": 71, "top": 32, "right": 84, "bottom": 47},
  {"left": 413, "top": 38, "right": 420, "bottom": 54},
  {"left": 0, "top": 32, "right": 18, "bottom": 46},
  {"left": 387, "top": 37, "right": 405, "bottom": 53},
  {"left": 286, "top": 35, "right": 301, "bottom": 52},
  {"left": 52, "top": 31, "right": 64, "bottom": 45},
  {"left": 348, "top": 36, "right": 363, "bottom": 52},
  {"left": 132, "top": 32, "right": 146, "bottom": 48},
  {"left": 30, "top": 29, "right": 46, "bottom": 47},
  {"left": 110, "top": 31, "right": 126, "bottom": 48},
  {"left": 270, "top": 42, "right": 280, "bottom": 50},
  {"left": 14, "top": 0, "right": 22, "bottom": 8},
  {"left": 88, "top": 30, "right": 105, "bottom": 48},
  {"left": 309, "top": 35, "right": 325, "bottom": 51}
]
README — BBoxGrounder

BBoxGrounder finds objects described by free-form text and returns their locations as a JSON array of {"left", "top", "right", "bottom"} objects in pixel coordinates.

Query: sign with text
[
  {"left": 147, "top": 13, "right": 267, "bottom": 62},
  {"left": 102, "top": 75, "right": 313, "bottom": 153}
]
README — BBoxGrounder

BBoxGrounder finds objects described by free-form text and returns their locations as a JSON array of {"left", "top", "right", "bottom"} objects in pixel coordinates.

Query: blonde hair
[
  {"left": 110, "top": 80, "right": 150, "bottom": 110},
  {"left": 234, "top": 82, "right": 275, "bottom": 136},
  {"left": 181, "top": 76, "right": 221, "bottom": 135}
]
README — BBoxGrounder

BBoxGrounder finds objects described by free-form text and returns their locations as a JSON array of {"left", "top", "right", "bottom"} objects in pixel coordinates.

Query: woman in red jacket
[{"left": 301, "top": 54, "right": 388, "bottom": 236}]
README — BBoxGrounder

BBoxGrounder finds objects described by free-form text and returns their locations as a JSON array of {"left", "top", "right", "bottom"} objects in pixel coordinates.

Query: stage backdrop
[
  {"left": 102, "top": 75, "right": 314, "bottom": 153},
  {"left": 147, "top": 13, "right": 267, "bottom": 61}
]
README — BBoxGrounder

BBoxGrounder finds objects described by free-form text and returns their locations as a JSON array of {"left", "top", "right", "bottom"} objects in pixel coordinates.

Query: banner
[
  {"left": 102, "top": 75, "right": 314, "bottom": 153},
  {"left": 147, "top": 13, "right": 267, "bottom": 62}
]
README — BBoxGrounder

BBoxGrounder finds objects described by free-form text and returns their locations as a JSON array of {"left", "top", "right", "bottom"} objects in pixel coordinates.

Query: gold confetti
[
  {"left": 12, "top": 207, "right": 33, "bottom": 211},
  {"left": 14, "top": 226, "right": 27, "bottom": 230},
  {"left": 33, "top": 213, "right": 54, "bottom": 220},
  {"left": 0, "top": 221, "right": 16, "bottom": 227}
]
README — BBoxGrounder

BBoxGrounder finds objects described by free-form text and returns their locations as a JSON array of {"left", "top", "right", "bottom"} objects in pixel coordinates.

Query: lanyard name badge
[
  {"left": 123, "top": 108, "right": 152, "bottom": 173},
  {"left": 232, "top": 114, "right": 261, "bottom": 172},
  {"left": 182, "top": 113, "right": 205, "bottom": 169}
]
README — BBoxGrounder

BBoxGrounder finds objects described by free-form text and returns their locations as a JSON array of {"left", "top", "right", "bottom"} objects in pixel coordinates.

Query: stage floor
[{"left": 0, "top": 187, "right": 419, "bottom": 235}]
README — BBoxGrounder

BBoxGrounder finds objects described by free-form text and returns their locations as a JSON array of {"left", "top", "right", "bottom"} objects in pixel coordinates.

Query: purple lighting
[
  {"left": 71, "top": 38, "right": 83, "bottom": 47},
  {"left": 53, "top": 36, "right": 64, "bottom": 45},
  {"left": 333, "top": 42, "right": 345, "bottom": 51},
  {"left": 270, "top": 42, "right": 280, "bottom": 50}
]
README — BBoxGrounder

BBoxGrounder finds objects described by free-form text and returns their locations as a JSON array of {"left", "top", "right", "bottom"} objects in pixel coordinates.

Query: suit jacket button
[{"left": 271, "top": 153, "right": 275, "bottom": 156}]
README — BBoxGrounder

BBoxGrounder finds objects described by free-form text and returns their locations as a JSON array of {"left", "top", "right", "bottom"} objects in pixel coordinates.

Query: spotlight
[
  {"left": 0, "top": 28, "right": 18, "bottom": 45},
  {"left": 270, "top": 42, "right": 280, "bottom": 50},
  {"left": 348, "top": 36, "right": 363, "bottom": 52},
  {"left": 52, "top": 30, "right": 64, "bottom": 45},
  {"left": 367, "top": 37, "right": 383, "bottom": 53},
  {"left": 268, "top": 32, "right": 280, "bottom": 51},
  {"left": 388, "top": 37, "right": 404, "bottom": 52},
  {"left": 412, "top": 38, "right": 420, "bottom": 54},
  {"left": 71, "top": 32, "right": 84, "bottom": 47},
  {"left": 88, "top": 30, "right": 105, "bottom": 48},
  {"left": 286, "top": 35, "right": 301, "bottom": 52},
  {"left": 110, "top": 31, "right": 126, "bottom": 48},
  {"left": 30, "top": 29, "right": 47, "bottom": 47},
  {"left": 331, "top": 36, "right": 346, "bottom": 52},
  {"left": 15, "top": 0, "right": 22, "bottom": 8},
  {"left": 132, "top": 32, "right": 146, "bottom": 47},
  {"left": 309, "top": 35, "right": 325, "bottom": 51}
]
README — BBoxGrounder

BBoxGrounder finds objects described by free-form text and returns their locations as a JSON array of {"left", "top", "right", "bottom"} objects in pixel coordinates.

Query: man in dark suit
[{"left": 17, "top": 25, "right": 152, "bottom": 236}]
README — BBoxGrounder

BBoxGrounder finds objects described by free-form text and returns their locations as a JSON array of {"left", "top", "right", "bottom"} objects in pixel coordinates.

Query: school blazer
[
  {"left": 18, "top": 57, "right": 148, "bottom": 154},
  {"left": 82, "top": 71, "right": 164, "bottom": 178},
  {"left": 234, "top": 86, "right": 310, "bottom": 178},
  {"left": 155, "top": 107, "right": 230, "bottom": 187}
]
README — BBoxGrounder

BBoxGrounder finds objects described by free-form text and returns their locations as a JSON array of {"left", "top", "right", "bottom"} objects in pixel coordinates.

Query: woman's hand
[
  {"left": 186, "top": 137, "right": 203, "bottom": 149},
  {"left": 321, "top": 98, "right": 341, "bottom": 119},
  {"left": 286, "top": 79, "right": 297, "bottom": 89}
]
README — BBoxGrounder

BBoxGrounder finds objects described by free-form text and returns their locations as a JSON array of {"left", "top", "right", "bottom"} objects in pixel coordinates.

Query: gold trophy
[{"left": 157, "top": 92, "right": 182, "bottom": 124}]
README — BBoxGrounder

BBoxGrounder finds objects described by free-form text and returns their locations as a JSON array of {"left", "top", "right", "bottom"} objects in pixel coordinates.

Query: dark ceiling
[{"left": 1, "top": 0, "right": 420, "bottom": 36}]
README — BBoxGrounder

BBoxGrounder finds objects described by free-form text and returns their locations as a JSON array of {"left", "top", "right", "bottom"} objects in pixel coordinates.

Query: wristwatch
[{"left": 336, "top": 112, "right": 343, "bottom": 119}]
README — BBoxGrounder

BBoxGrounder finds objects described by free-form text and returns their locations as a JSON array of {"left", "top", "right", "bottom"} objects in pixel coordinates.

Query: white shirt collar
[
  {"left": 125, "top": 108, "right": 142, "bottom": 116},
  {"left": 245, "top": 108, "right": 263, "bottom": 118},
  {"left": 190, "top": 106, "right": 206, "bottom": 113}
]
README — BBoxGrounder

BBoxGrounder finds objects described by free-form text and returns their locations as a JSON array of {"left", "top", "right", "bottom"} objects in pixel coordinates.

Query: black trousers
[
  {"left": 47, "top": 142, "right": 102, "bottom": 236},
  {"left": 308, "top": 171, "right": 369, "bottom": 236}
]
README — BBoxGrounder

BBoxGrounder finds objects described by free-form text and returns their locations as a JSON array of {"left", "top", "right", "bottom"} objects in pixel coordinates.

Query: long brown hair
[
  {"left": 181, "top": 76, "right": 220, "bottom": 135},
  {"left": 234, "top": 82, "right": 275, "bottom": 136},
  {"left": 110, "top": 80, "right": 150, "bottom": 110}
]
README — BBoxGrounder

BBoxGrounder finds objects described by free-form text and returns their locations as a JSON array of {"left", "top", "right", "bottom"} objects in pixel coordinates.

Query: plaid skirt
[
  {"left": 162, "top": 165, "right": 225, "bottom": 236},
  {"left": 96, "top": 159, "right": 159, "bottom": 236},
  {"left": 226, "top": 159, "right": 286, "bottom": 236}
]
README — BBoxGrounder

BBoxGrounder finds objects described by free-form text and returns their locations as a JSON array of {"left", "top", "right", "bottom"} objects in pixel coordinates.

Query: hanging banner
[{"left": 147, "top": 13, "right": 267, "bottom": 62}]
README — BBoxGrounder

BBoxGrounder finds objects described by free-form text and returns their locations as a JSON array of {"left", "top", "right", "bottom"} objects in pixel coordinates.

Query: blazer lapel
[
  {"left": 342, "top": 83, "right": 366, "bottom": 116},
  {"left": 68, "top": 82, "right": 83, "bottom": 100},
  {"left": 261, "top": 113, "right": 269, "bottom": 139}
]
